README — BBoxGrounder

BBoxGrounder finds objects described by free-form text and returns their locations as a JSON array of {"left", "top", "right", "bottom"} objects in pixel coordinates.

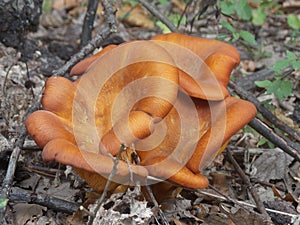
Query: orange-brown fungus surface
[{"left": 25, "top": 33, "right": 257, "bottom": 194}]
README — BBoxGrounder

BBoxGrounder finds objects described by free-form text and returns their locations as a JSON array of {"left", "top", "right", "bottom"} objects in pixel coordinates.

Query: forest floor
[{"left": 0, "top": 1, "right": 300, "bottom": 225}]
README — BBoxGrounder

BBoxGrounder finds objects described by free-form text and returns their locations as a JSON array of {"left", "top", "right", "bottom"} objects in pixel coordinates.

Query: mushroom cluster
[{"left": 25, "top": 33, "right": 257, "bottom": 195}]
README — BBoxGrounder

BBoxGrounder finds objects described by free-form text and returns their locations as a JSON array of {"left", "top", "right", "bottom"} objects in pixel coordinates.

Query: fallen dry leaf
[
  {"left": 171, "top": 0, "right": 186, "bottom": 11},
  {"left": 45, "top": 182, "right": 78, "bottom": 201},
  {"left": 220, "top": 203, "right": 265, "bottom": 225},
  {"left": 274, "top": 108, "right": 300, "bottom": 131},
  {"left": 35, "top": 178, "right": 78, "bottom": 202},
  {"left": 252, "top": 186, "right": 276, "bottom": 204},
  {"left": 52, "top": 0, "right": 84, "bottom": 11},
  {"left": 89, "top": 187, "right": 153, "bottom": 225},
  {"left": 13, "top": 203, "right": 46, "bottom": 225},
  {"left": 210, "top": 172, "right": 231, "bottom": 195},
  {"left": 272, "top": 185, "right": 296, "bottom": 202},
  {"left": 202, "top": 206, "right": 230, "bottom": 225},
  {"left": 172, "top": 218, "right": 187, "bottom": 225},
  {"left": 265, "top": 199, "right": 299, "bottom": 224},
  {"left": 250, "top": 148, "right": 294, "bottom": 181},
  {"left": 282, "top": 161, "right": 300, "bottom": 206},
  {"left": 117, "top": 4, "right": 155, "bottom": 28},
  {"left": 18, "top": 174, "right": 40, "bottom": 190},
  {"left": 163, "top": 197, "right": 202, "bottom": 223},
  {"left": 40, "top": 9, "right": 67, "bottom": 28}
]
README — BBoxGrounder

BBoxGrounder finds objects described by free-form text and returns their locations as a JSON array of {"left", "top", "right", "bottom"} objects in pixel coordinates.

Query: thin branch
[
  {"left": 178, "top": 0, "right": 192, "bottom": 28},
  {"left": 229, "top": 80, "right": 300, "bottom": 142},
  {"left": 196, "top": 189, "right": 299, "bottom": 219},
  {"left": 0, "top": 101, "right": 39, "bottom": 223},
  {"left": 137, "top": 0, "right": 177, "bottom": 32},
  {"left": 80, "top": 0, "right": 99, "bottom": 48},
  {"left": 9, "top": 187, "right": 80, "bottom": 214},
  {"left": 207, "top": 184, "right": 251, "bottom": 212},
  {"left": 53, "top": 0, "right": 118, "bottom": 77},
  {"left": 87, "top": 144, "right": 127, "bottom": 225},
  {"left": 228, "top": 80, "right": 300, "bottom": 161},
  {"left": 226, "top": 149, "right": 273, "bottom": 225},
  {"left": 145, "top": 185, "right": 170, "bottom": 225},
  {"left": 249, "top": 118, "right": 300, "bottom": 161},
  {"left": 53, "top": 27, "right": 112, "bottom": 77},
  {"left": 101, "top": 0, "right": 118, "bottom": 33},
  {"left": 235, "top": 67, "right": 294, "bottom": 91}
]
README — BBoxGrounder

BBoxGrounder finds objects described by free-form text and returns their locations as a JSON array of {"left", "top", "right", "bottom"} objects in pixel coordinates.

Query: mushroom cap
[
  {"left": 70, "top": 33, "right": 240, "bottom": 101},
  {"left": 152, "top": 33, "right": 240, "bottom": 100},
  {"left": 152, "top": 33, "right": 240, "bottom": 82},
  {"left": 135, "top": 90, "right": 257, "bottom": 188},
  {"left": 25, "top": 33, "right": 256, "bottom": 191},
  {"left": 25, "top": 77, "right": 149, "bottom": 186},
  {"left": 70, "top": 45, "right": 117, "bottom": 76},
  {"left": 42, "top": 139, "right": 148, "bottom": 186},
  {"left": 72, "top": 40, "right": 180, "bottom": 156}
]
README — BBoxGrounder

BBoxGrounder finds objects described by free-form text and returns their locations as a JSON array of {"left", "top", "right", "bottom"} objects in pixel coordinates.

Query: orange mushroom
[{"left": 25, "top": 33, "right": 257, "bottom": 196}]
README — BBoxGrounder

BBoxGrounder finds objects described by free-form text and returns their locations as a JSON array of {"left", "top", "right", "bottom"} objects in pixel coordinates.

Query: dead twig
[
  {"left": 53, "top": 27, "right": 112, "bottom": 77},
  {"left": 253, "top": 179, "right": 286, "bottom": 192},
  {"left": 145, "top": 184, "right": 169, "bottom": 225},
  {"left": 2, "top": 64, "right": 15, "bottom": 96},
  {"left": 137, "top": 0, "right": 177, "bottom": 32},
  {"left": 0, "top": 102, "right": 39, "bottom": 223},
  {"left": 88, "top": 143, "right": 169, "bottom": 225},
  {"left": 102, "top": 0, "right": 118, "bottom": 33},
  {"left": 249, "top": 118, "right": 300, "bottom": 161},
  {"left": 24, "top": 165, "right": 62, "bottom": 175},
  {"left": 228, "top": 80, "right": 300, "bottom": 161},
  {"left": 229, "top": 80, "right": 300, "bottom": 143},
  {"left": 235, "top": 67, "right": 294, "bottom": 91},
  {"left": 24, "top": 166, "right": 57, "bottom": 178},
  {"left": 9, "top": 187, "right": 80, "bottom": 214},
  {"left": 226, "top": 149, "right": 273, "bottom": 225},
  {"left": 87, "top": 144, "right": 128, "bottom": 225},
  {"left": 53, "top": 0, "right": 118, "bottom": 77},
  {"left": 178, "top": 0, "right": 193, "bottom": 28},
  {"left": 207, "top": 184, "right": 251, "bottom": 212},
  {"left": 196, "top": 189, "right": 299, "bottom": 220},
  {"left": 80, "top": 0, "right": 99, "bottom": 48}
]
